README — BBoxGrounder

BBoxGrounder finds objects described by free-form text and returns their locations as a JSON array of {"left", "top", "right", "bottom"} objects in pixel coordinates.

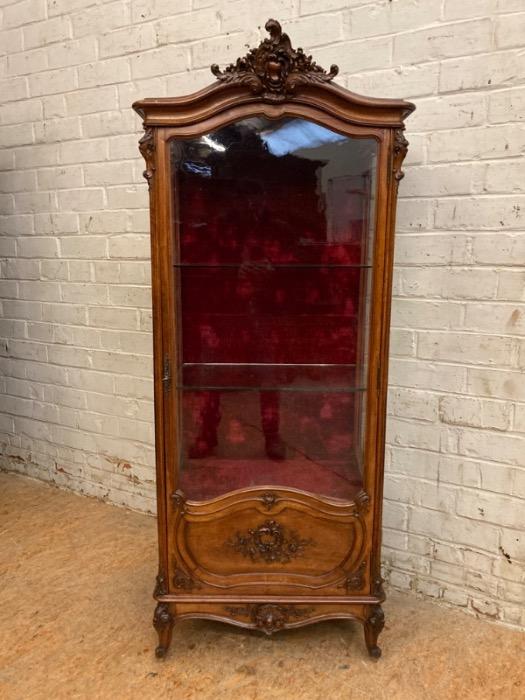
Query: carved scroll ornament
[
  {"left": 352, "top": 489, "right": 370, "bottom": 517},
  {"left": 211, "top": 19, "right": 338, "bottom": 102}
]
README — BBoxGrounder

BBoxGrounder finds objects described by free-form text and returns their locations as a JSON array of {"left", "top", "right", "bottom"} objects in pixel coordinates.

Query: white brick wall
[{"left": 1, "top": 0, "right": 524, "bottom": 628}]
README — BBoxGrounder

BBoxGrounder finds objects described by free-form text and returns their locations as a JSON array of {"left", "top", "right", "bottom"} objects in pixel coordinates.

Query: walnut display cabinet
[{"left": 133, "top": 19, "right": 414, "bottom": 659}]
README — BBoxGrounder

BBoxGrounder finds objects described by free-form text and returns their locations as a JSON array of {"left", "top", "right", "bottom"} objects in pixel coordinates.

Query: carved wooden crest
[{"left": 211, "top": 19, "right": 338, "bottom": 102}]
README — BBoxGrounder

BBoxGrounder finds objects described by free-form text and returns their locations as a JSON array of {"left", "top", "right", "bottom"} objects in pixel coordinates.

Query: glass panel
[
  {"left": 180, "top": 389, "right": 362, "bottom": 500},
  {"left": 171, "top": 117, "right": 377, "bottom": 500},
  {"left": 179, "top": 266, "right": 365, "bottom": 364}
]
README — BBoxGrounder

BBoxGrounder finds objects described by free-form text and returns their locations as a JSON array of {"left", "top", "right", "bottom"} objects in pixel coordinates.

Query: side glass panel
[{"left": 171, "top": 117, "right": 377, "bottom": 501}]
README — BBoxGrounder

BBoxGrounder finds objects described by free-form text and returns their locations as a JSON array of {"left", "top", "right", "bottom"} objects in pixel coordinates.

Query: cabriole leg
[
  {"left": 364, "top": 604, "right": 384, "bottom": 659},
  {"left": 153, "top": 602, "right": 174, "bottom": 658}
]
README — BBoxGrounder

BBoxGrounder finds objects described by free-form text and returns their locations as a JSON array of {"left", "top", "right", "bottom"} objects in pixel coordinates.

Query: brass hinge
[{"left": 162, "top": 355, "right": 171, "bottom": 391}]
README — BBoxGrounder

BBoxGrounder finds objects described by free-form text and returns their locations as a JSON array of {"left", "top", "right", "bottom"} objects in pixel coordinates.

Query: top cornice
[{"left": 133, "top": 19, "right": 415, "bottom": 129}]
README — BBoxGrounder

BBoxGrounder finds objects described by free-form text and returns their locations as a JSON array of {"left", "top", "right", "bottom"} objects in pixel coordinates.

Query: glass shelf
[
  {"left": 178, "top": 386, "right": 365, "bottom": 393},
  {"left": 179, "top": 362, "right": 365, "bottom": 392},
  {"left": 174, "top": 263, "right": 372, "bottom": 269}
]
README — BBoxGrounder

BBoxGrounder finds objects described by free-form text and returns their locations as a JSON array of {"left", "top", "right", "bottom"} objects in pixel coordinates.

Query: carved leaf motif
[
  {"left": 252, "top": 604, "right": 288, "bottom": 634},
  {"left": 373, "top": 574, "right": 385, "bottom": 599},
  {"left": 153, "top": 602, "right": 172, "bottom": 630},
  {"left": 211, "top": 19, "right": 338, "bottom": 102},
  {"left": 261, "top": 492, "right": 278, "bottom": 510},
  {"left": 368, "top": 604, "right": 385, "bottom": 633},
  {"left": 393, "top": 128, "right": 409, "bottom": 183},
  {"left": 227, "top": 519, "right": 313, "bottom": 563},
  {"left": 173, "top": 566, "right": 199, "bottom": 591},
  {"left": 152, "top": 602, "right": 173, "bottom": 658},
  {"left": 225, "top": 604, "right": 315, "bottom": 635},
  {"left": 153, "top": 573, "right": 167, "bottom": 597},
  {"left": 344, "top": 559, "right": 367, "bottom": 591},
  {"left": 138, "top": 126, "right": 155, "bottom": 188}
]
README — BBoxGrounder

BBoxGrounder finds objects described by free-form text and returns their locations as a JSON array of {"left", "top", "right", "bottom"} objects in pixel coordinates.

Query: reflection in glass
[{"left": 171, "top": 117, "right": 377, "bottom": 500}]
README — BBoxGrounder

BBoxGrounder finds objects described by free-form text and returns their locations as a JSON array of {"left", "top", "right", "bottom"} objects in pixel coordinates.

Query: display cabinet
[{"left": 133, "top": 19, "right": 414, "bottom": 659}]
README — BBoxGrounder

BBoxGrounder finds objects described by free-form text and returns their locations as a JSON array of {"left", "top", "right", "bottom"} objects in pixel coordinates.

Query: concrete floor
[{"left": 0, "top": 473, "right": 523, "bottom": 700}]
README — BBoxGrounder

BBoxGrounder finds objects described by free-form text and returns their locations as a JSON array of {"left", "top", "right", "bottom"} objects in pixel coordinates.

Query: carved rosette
[
  {"left": 227, "top": 519, "right": 313, "bottom": 564},
  {"left": 225, "top": 604, "right": 315, "bottom": 635},
  {"left": 138, "top": 126, "right": 155, "bottom": 189},
  {"left": 393, "top": 128, "right": 409, "bottom": 184},
  {"left": 211, "top": 19, "right": 338, "bottom": 102}
]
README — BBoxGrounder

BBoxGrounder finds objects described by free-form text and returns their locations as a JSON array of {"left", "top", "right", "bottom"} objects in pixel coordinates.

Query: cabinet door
[{"left": 170, "top": 117, "right": 378, "bottom": 504}]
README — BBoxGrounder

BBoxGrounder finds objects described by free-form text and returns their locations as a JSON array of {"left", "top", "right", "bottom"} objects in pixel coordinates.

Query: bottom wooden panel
[{"left": 152, "top": 598, "right": 385, "bottom": 660}]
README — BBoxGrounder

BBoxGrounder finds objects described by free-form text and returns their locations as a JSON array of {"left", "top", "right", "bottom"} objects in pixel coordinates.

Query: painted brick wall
[{"left": 1, "top": 0, "right": 524, "bottom": 627}]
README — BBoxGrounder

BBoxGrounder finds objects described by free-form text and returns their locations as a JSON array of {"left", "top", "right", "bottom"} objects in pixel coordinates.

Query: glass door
[{"left": 170, "top": 117, "right": 378, "bottom": 501}]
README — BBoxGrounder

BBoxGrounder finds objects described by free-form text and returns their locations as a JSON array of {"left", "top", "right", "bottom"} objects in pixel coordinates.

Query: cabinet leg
[
  {"left": 363, "top": 604, "right": 384, "bottom": 659},
  {"left": 153, "top": 602, "right": 174, "bottom": 658}
]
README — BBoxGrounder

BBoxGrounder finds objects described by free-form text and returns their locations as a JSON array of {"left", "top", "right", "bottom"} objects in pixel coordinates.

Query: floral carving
[
  {"left": 252, "top": 604, "right": 288, "bottom": 634},
  {"left": 344, "top": 559, "right": 367, "bottom": 591},
  {"left": 364, "top": 604, "right": 385, "bottom": 658},
  {"left": 138, "top": 126, "right": 155, "bottom": 189},
  {"left": 225, "top": 604, "right": 315, "bottom": 635},
  {"left": 369, "top": 605, "right": 385, "bottom": 631},
  {"left": 373, "top": 576, "right": 385, "bottom": 599},
  {"left": 153, "top": 602, "right": 173, "bottom": 658},
  {"left": 153, "top": 572, "right": 167, "bottom": 598},
  {"left": 228, "top": 519, "right": 312, "bottom": 563},
  {"left": 173, "top": 566, "right": 199, "bottom": 591},
  {"left": 261, "top": 491, "right": 278, "bottom": 510},
  {"left": 393, "top": 128, "right": 409, "bottom": 184},
  {"left": 211, "top": 19, "right": 338, "bottom": 102}
]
